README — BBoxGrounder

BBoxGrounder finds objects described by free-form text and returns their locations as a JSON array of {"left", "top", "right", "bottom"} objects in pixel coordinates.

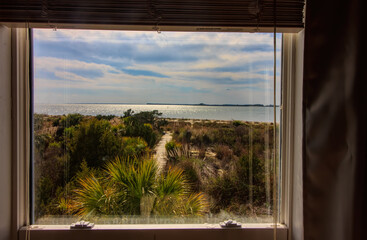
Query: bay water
[{"left": 35, "top": 104, "right": 280, "bottom": 122}]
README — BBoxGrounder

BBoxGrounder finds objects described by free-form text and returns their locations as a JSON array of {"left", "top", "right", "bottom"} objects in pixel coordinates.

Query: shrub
[
  {"left": 124, "top": 118, "right": 158, "bottom": 147},
  {"left": 61, "top": 113, "right": 83, "bottom": 127},
  {"left": 69, "top": 119, "right": 122, "bottom": 177},
  {"left": 211, "top": 128, "right": 236, "bottom": 145},
  {"left": 176, "top": 157, "right": 203, "bottom": 191},
  {"left": 34, "top": 133, "right": 52, "bottom": 156},
  {"left": 122, "top": 137, "right": 149, "bottom": 158},
  {"left": 177, "top": 128, "right": 192, "bottom": 144},
  {"left": 232, "top": 120, "right": 244, "bottom": 127},
  {"left": 34, "top": 114, "right": 45, "bottom": 130},
  {"left": 74, "top": 174, "right": 120, "bottom": 216},
  {"left": 237, "top": 154, "right": 267, "bottom": 205},
  {"left": 191, "top": 130, "right": 212, "bottom": 147},
  {"left": 96, "top": 114, "right": 116, "bottom": 120},
  {"left": 35, "top": 177, "right": 55, "bottom": 216},
  {"left": 207, "top": 173, "right": 240, "bottom": 213},
  {"left": 165, "top": 140, "right": 182, "bottom": 163},
  {"left": 214, "top": 144, "right": 233, "bottom": 162},
  {"left": 72, "top": 156, "right": 208, "bottom": 217}
]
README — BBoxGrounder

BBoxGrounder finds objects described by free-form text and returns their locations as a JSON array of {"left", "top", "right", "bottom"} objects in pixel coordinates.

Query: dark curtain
[{"left": 303, "top": 0, "right": 366, "bottom": 239}]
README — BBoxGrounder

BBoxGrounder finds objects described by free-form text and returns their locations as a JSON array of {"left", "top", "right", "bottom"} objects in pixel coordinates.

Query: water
[{"left": 34, "top": 104, "right": 280, "bottom": 122}]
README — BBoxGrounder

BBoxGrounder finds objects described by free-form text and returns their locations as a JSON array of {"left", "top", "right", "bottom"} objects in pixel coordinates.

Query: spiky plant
[
  {"left": 182, "top": 193, "right": 208, "bottom": 216},
  {"left": 105, "top": 157, "right": 157, "bottom": 214},
  {"left": 165, "top": 141, "right": 181, "bottom": 162},
  {"left": 152, "top": 167, "right": 187, "bottom": 215},
  {"left": 73, "top": 174, "right": 122, "bottom": 216},
  {"left": 73, "top": 156, "right": 208, "bottom": 217},
  {"left": 153, "top": 167, "right": 209, "bottom": 216},
  {"left": 155, "top": 167, "right": 186, "bottom": 197}
]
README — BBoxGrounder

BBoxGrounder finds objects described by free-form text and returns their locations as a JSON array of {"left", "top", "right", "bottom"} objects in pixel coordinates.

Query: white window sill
[{"left": 20, "top": 224, "right": 287, "bottom": 240}]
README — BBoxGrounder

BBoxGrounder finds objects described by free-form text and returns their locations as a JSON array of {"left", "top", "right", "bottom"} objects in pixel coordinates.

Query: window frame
[{"left": 11, "top": 27, "right": 301, "bottom": 240}]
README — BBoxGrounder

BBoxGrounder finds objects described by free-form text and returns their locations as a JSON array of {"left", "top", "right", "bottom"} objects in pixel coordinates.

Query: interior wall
[
  {"left": 303, "top": 0, "right": 366, "bottom": 239},
  {"left": 0, "top": 25, "right": 12, "bottom": 240}
]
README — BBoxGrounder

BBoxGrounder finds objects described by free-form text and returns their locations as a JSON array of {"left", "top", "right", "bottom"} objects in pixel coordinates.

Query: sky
[{"left": 33, "top": 29, "right": 281, "bottom": 105}]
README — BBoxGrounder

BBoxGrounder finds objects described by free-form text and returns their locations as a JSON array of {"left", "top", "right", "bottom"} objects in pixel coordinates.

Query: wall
[{"left": 0, "top": 25, "right": 12, "bottom": 240}]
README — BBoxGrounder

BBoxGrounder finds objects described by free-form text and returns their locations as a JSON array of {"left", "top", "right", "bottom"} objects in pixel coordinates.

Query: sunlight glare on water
[{"left": 35, "top": 104, "right": 280, "bottom": 122}]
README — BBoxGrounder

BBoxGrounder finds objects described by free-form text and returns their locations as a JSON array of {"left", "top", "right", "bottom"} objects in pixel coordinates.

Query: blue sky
[{"left": 33, "top": 29, "right": 281, "bottom": 105}]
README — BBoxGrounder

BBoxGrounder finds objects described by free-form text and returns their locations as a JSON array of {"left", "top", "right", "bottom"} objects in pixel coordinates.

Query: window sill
[{"left": 19, "top": 224, "right": 287, "bottom": 240}]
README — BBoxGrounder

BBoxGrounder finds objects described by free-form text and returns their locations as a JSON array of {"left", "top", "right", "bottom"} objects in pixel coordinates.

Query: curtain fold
[{"left": 303, "top": 0, "right": 366, "bottom": 239}]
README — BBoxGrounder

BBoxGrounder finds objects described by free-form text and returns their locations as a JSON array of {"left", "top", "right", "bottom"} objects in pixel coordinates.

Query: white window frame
[{"left": 9, "top": 27, "right": 303, "bottom": 240}]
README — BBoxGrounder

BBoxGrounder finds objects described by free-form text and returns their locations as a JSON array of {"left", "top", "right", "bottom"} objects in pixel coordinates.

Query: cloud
[
  {"left": 122, "top": 69, "right": 169, "bottom": 78},
  {"left": 33, "top": 29, "right": 282, "bottom": 105}
]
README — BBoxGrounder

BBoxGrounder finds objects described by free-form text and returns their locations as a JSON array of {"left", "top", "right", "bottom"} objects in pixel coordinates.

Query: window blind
[{"left": 0, "top": 0, "right": 304, "bottom": 30}]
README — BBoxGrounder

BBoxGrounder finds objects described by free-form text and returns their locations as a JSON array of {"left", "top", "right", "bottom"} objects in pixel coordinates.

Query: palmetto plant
[
  {"left": 72, "top": 156, "right": 208, "bottom": 217},
  {"left": 105, "top": 157, "right": 157, "bottom": 214},
  {"left": 73, "top": 174, "right": 124, "bottom": 216}
]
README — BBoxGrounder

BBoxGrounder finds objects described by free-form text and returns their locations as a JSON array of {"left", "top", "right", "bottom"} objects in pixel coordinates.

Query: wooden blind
[{"left": 0, "top": 0, "right": 304, "bottom": 29}]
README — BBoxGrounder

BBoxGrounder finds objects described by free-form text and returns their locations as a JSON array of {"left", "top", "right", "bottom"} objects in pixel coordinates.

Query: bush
[
  {"left": 165, "top": 140, "right": 181, "bottom": 163},
  {"left": 72, "top": 156, "right": 208, "bottom": 216},
  {"left": 124, "top": 119, "right": 158, "bottom": 147},
  {"left": 122, "top": 137, "right": 149, "bottom": 158},
  {"left": 177, "top": 129, "right": 192, "bottom": 144},
  {"left": 214, "top": 144, "right": 233, "bottom": 162},
  {"left": 211, "top": 128, "right": 236, "bottom": 145},
  {"left": 191, "top": 131, "right": 212, "bottom": 147},
  {"left": 34, "top": 133, "right": 52, "bottom": 156},
  {"left": 34, "top": 114, "right": 45, "bottom": 130},
  {"left": 96, "top": 114, "right": 116, "bottom": 120},
  {"left": 232, "top": 120, "right": 244, "bottom": 127},
  {"left": 237, "top": 154, "right": 267, "bottom": 205},
  {"left": 68, "top": 119, "right": 122, "bottom": 177},
  {"left": 61, "top": 113, "right": 83, "bottom": 127},
  {"left": 207, "top": 173, "right": 240, "bottom": 213},
  {"left": 176, "top": 157, "right": 203, "bottom": 191}
]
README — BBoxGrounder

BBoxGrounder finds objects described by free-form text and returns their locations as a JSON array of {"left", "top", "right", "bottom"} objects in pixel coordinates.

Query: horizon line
[{"left": 35, "top": 102, "right": 280, "bottom": 107}]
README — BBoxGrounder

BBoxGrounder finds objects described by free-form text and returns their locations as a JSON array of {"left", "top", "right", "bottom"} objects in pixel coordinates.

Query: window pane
[{"left": 32, "top": 29, "right": 282, "bottom": 224}]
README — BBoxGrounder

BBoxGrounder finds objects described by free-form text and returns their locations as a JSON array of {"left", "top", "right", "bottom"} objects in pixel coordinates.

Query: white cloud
[{"left": 34, "top": 29, "right": 282, "bottom": 104}]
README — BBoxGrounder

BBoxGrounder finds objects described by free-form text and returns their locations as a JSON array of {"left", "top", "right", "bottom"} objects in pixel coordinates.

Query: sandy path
[{"left": 154, "top": 131, "right": 172, "bottom": 172}]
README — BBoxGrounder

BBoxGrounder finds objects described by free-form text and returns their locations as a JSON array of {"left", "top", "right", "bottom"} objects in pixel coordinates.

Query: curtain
[{"left": 303, "top": 0, "right": 366, "bottom": 239}]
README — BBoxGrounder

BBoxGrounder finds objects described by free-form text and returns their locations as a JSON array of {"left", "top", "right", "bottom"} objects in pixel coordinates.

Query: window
[
  {"left": 9, "top": 26, "right": 304, "bottom": 240},
  {"left": 1, "top": 2, "right": 305, "bottom": 239},
  {"left": 32, "top": 28, "right": 282, "bottom": 225}
]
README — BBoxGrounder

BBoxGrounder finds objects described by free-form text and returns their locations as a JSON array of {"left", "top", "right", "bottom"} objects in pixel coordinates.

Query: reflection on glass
[{"left": 33, "top": 29, "right": 281, "bottom": 224}]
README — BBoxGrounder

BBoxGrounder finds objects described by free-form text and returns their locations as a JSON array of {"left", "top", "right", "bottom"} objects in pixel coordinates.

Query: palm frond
[
  {"left": 156, "top": 167, "right": 187, "bottom": 198},
  {"left": 183, "top": 193, "right": 209, "bottom": 216},
  {"left": 73, "top": 174, "right": 123, "bottom": 216},
  {"left": 105, "top": 156, "right": 158, "bottom": 214}
]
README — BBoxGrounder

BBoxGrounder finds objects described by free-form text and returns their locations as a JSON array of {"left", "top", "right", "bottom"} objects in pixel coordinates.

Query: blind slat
[{"left": 0, "top": 0, "right": 304, "bottom": 29}]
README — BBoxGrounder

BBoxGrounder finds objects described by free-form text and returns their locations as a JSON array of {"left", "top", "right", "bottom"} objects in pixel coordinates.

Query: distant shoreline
[
  {"left": 36, "top": 103, "right": 280, "bottom": 107},
  {"left": 34, "top": 114, "right": 278, "bottom": 124},
  {"left": 34, "top": 104, "right": 281, "bottom": 122},
  {"left": 146, "top": 103, "right": 279, "bottom": 107}
]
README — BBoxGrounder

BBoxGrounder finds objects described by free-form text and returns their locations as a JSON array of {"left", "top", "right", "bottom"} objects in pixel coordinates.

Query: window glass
[{"left": 32, "top": 29, "right": 281, "bottom": 224}]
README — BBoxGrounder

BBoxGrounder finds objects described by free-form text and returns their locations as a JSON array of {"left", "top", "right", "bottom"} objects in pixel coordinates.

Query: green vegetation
[
  {"left": 72, "top": 157, "right": 207, "bottom": 216},
  {"left": 163, "top": 119, "right": 278, "bottom": 217},
  {"left": 34, "top": 111, "right": 168, "bottom": 219},
  {"left": 34, "top": 111, "right": 278, "bottom": 221}
]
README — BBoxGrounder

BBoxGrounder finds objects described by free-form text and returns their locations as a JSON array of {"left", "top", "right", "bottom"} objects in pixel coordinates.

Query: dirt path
[{"left": 154, "top": 131, "right": 172, "bottom": 172}]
